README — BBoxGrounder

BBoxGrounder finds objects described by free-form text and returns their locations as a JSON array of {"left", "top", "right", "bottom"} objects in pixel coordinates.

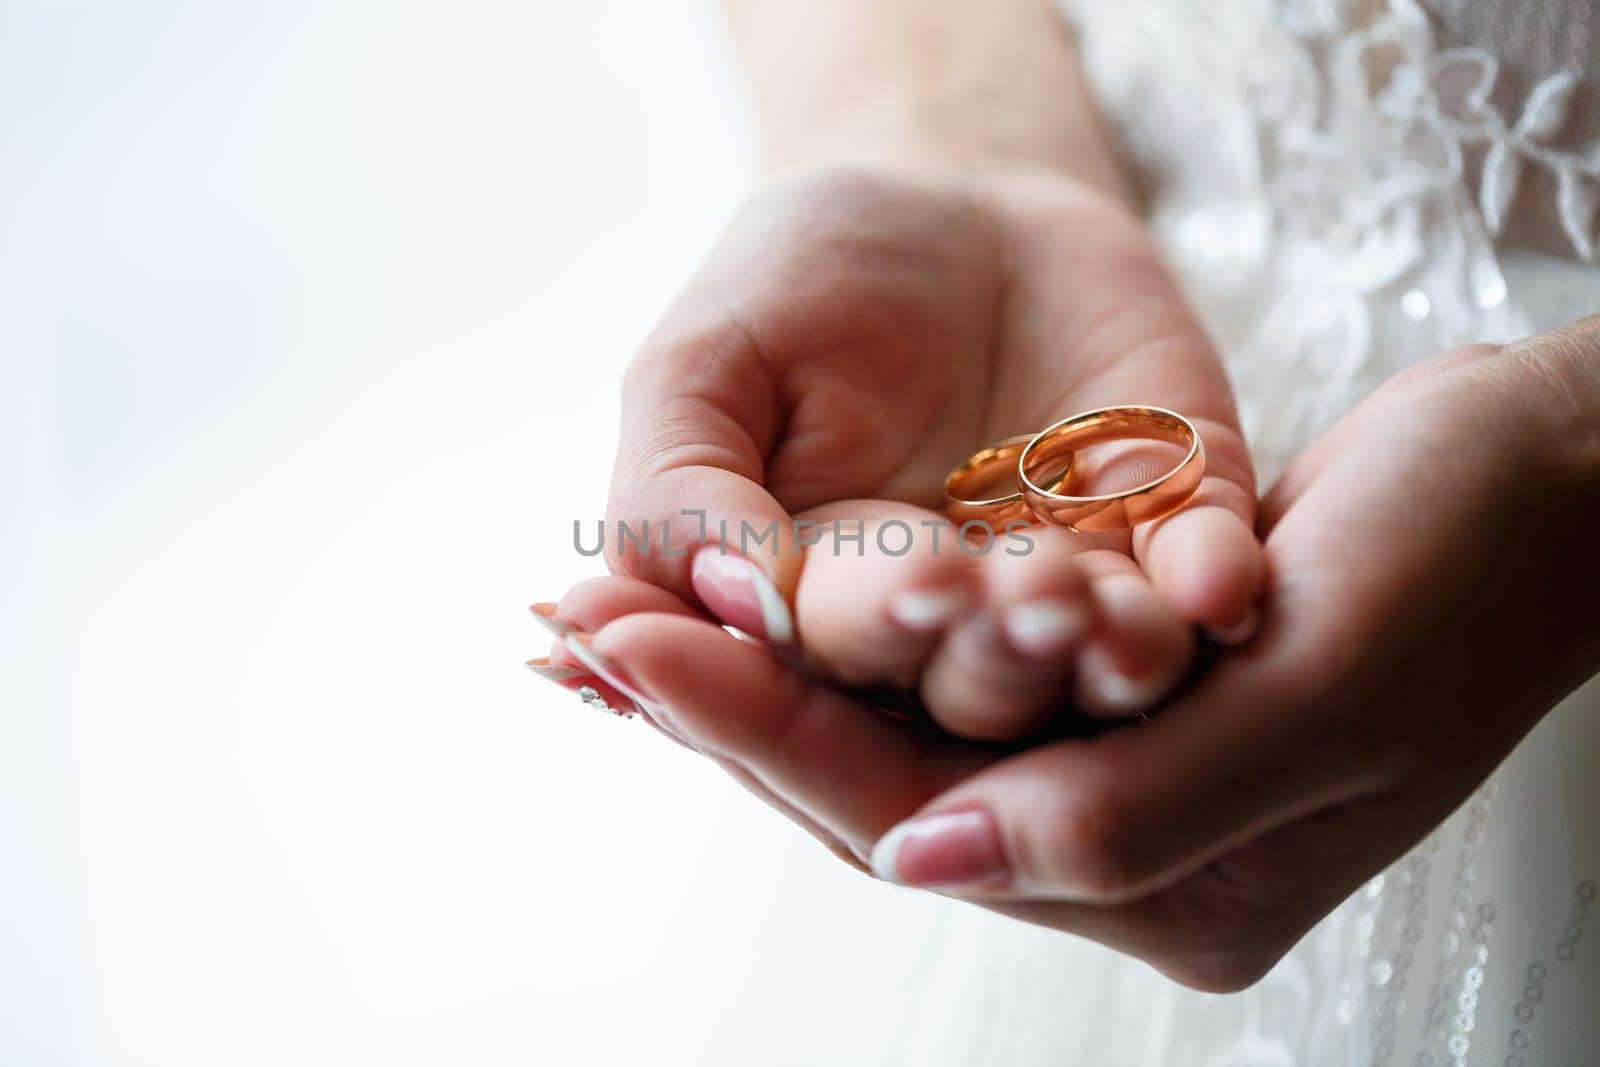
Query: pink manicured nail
[
  {"left": 870, "top": 808, "right": 1010, "bottom": 889},
  {"left": 525, "top": 658, "right": 640, "bottom": 717},
  {"left": 690, "top": 547, "right": 794, "bottom": 644}
]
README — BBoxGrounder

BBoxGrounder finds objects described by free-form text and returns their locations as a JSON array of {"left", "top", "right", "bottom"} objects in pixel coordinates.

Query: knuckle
[
  {"left": 629, "top": 312, "right": 764, "bottom": 401},
  {"left": 619, "top": 403, "right": 736, "bottom": 482},
  {"left": 1035, "top": 784, "right": 1146, "bottom": 899},
  {"left": 605, "top": 533, "right": 653, "bottom": 581}
]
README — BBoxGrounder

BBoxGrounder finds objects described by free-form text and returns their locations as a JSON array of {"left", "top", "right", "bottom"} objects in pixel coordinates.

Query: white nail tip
[
  {"left": 1004, "top": 600, "right": 1092, "bottom": 654},
  {"left": 869, "top": 822, "right": 914, "bottom": 886},
  {"left": 1092, "top": 671, "right": 1164, "bottom": 711},
  {"left": 747, "top": 564, "right": 795, "bottom": 645},
  {"left": 888, "top": 587, "right": 971, "bottom": 632},
  {"left": 1079, "top": 645, "right": 1174, "bottom": 713},
  {"left": 1205, "top": 604, "right": 1260, "bottom": 647}
]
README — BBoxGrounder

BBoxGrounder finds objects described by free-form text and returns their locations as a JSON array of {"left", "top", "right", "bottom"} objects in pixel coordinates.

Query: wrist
[
  {"left": 761, "top": 82, "right": 1135, "bottom": 204},
  {"left": 726, "top": 0, "right": 1135, "bottom": 204}
]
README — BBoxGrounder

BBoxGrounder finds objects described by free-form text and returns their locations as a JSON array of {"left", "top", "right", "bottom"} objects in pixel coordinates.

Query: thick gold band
[
  {"left": 944, "top": 434, "right": 1070, "bottom": 527},
  {"left": 1018, "top": 406, "right": 1205, "bottom": 532}
]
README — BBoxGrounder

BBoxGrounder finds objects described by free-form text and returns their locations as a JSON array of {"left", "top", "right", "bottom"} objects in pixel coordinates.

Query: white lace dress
[{"left": 893, "top": 3, "right": 1600, "bottom": 1064}]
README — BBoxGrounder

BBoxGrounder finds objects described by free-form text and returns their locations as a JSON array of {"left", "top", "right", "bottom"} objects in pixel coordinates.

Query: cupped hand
[
  {"left": 606, "top": 164, "right": 1263, "bottom": 733},
  {"left": 543, "top": 323, "right": 1600, "bottom": 990}
]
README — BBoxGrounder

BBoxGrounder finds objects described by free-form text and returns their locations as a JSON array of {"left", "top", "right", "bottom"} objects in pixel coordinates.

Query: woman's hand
[
  {"left": 602, "top": 0, "right": 1264, "bottom": 734},
  {"left": 543, "top": 320, "right": 1600, "bottom": 990},
  {"left": 608, "top": 163, "right": 1264, "bottom": 733}
]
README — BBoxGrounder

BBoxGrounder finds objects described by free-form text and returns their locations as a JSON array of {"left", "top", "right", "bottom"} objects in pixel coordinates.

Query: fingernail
[
  {"left": 1076, "top": 643, "right": 1180, "bottom": 717},
  {"left": 887, "top": 585, "right": 972, "bottom": 633},
  {"left": 564, "top": 633, "right": 660, "bottom": 710},
  {"left": 690, "top": 548, "right": 795, "bottom": 645},
  {"left": 529, "top": 602, "right": 577, "bottom": 640},
  {"left": 1003, "top": 599, "right": 1093, "bottom": 657},
  {"left": 870, "top": 808, "right": 1010, "bottom": 889},
  {"left": 525, "top": 658, "right": 640, "bottom": 718},
  {"left": 1204, "top": 603, "right": 1260, "bottom": 647}
]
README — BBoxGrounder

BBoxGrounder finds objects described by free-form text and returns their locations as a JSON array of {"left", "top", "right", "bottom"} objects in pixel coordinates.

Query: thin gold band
[{"left": 1018, "top": 406, "right": 1205, "bottom": 532}]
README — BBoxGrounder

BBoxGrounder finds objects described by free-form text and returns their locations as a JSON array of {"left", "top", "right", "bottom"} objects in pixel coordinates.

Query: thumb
[
  {"left": 606, "top": 312, "right": 802, "bottom": 644},
  {"left": 867, "top": 658, "right": 1370, "bottom": 902}
]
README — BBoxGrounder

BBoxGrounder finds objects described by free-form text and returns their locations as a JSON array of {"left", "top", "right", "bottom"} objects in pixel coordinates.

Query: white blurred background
[{"left": 0, "top": 2, "right": 969, "bottom": 1062}]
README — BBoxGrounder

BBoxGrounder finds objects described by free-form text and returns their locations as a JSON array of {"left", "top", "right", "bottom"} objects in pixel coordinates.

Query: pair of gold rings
[{"left": 943, "top": 405, "right": 1206, "bottom": 532}]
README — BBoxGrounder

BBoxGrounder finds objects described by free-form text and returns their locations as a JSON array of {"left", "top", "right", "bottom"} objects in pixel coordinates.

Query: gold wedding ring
[
  {"left": 944, "top": 434, "right": 1070, "bottom": 526},
  {"left": 1018, "top": 405, "right": 1205, "bottom": 532}
]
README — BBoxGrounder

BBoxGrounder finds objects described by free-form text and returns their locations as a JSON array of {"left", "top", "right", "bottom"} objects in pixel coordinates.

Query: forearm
[{"left": 721, "top": 0, "right": 1131, "bottom": 200}]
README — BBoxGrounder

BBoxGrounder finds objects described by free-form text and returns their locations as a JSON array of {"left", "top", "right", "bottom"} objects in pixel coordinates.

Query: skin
[
  {"left": 547, "top": 327, "right": 1600, "bottom": 990},
  {"left": 594, "top": 0, "right": 1267, "bottom": 734},
  {"left": 533, "top": 0, "right": 1600, "bottom": 991},
  {"left": 608, "top": 163, "right": 1265, "bottom": 733}
]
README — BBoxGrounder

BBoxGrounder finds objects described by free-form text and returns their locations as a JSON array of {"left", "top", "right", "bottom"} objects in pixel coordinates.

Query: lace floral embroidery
[
  {"left": 1063, "top": 0, "right": 1560, "bottom": 479},
  {"left": 1368, "top": 40, "right": 1600, "bottom": 259}
]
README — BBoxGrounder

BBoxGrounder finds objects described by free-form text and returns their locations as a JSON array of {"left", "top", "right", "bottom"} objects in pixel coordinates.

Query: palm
[
  {"left": 687, "top": 169, "right": 1239, "bottom": 516},
  {"left": 707, "top": 175, "right": 1005, "bottom": 513}
]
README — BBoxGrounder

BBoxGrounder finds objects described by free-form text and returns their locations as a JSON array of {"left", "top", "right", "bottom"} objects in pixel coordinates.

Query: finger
[
  {"left": 789, "top": 500, "right": 981, "bottom": 688},
  {"left": 871, "top": 634, "right": 1387, "bottom": 904},
  {"left": 532, "top": 576, "right": 701, "bottom": 681},
  {"left": 1073, "top": 550, "right": 1194, "bottom": 717},
  {"left": 715, "top": 756, "right": 872, "bottom": 876},
  {"left": 910, "top": 794, "right": 1419, "bottom": 995},
  {"left": 527, "top": 579, "right": 704, "bottom": 741},
  {"left": 586, "top": 611, "right": 991, "bottom": 856},
  {"left": 527, "top": 578, "right": 866, "bottom": 860},
  {"left": 524, "top": 656, "right": 649, "bottom": 721},
  {"left": 993, "top": 201, "right": 1266, "bottom": 637},
  {"left": 540, "top": 595, "right": 869, "bottom": 860},
  {"left": 918, "top": 529, "right": 1094, "bottom": 739},
  {"left": 1133, "top": 441, "right": 1267, "bottom": 644},
  {"left": 539, "top": 575, "right": 704, "bottom": 632}
]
